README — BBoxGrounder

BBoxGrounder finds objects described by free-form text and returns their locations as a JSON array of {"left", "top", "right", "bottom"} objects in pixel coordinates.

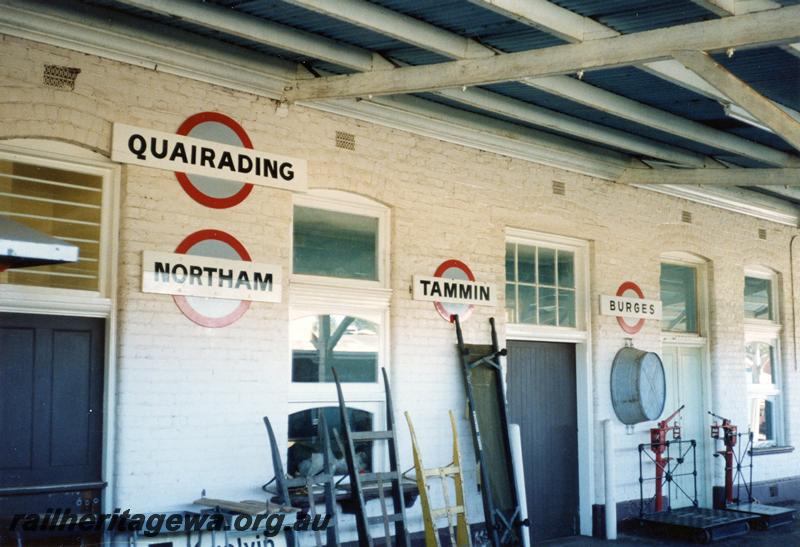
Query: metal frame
[
  {"left": 333, "top": 367, "right": 410, "bottom": 547},
  {"left": 454, "top": 315, "right": 524, "bottom": 546},
  {"left": 263, "top": 415, "right": 341, "bottom": 547}
]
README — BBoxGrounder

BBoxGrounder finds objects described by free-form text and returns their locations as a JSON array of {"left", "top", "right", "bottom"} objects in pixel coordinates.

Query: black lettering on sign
[
  {"left": 151, "top": 137, "right": 168, "bottom": 159},
  {"left": 280, "top": 162, "right": 294, "bottom": 181},
  {"left": 203, "top": 266, "right": 216, "bottom": 285},
  {"left": 189, "top": 265, "right": 203, "bottom": 285},
  {"left": 218, "top": 151, "right": 235, "bottom": 171},
  {"left": 459, "top": 284, "right": 473, "bottom": 300},
  {"left": 479, "top": 286, "right": 490, "bottom": 301},
  {"left": 218, "top": 268, "right": 234, "bottom": 288},
  {"left": 170, "top": 142, "right": 188, "bottom": 163},
  {"left": 128, "top": 134, "right": 147, "bottom": 159},
  {"left": 609, "top": 300, "right": 616, "bottom": 312},
  {"left": 253, "top": 272, "right": 273, "bottom": 291},
  {"left": 236, "top": 271, "right": 251, "bottom": 290},
  {"left": 172, "top": 264, "right": 188, "bottom": 284},
  {"left": 263, "top": 158, "right": 279, "bottom": 179},
  {"left": 199, "top": 147, "right": 215, "bottom": 168},
  {"left": 650, "top": 304, "right": 656, "bottom": 315},
  {"left": 625, "top": 302, "right": 632, "bottom": 313},
  {"left": 419, "top": 279, "right": 431, "bottom": 295},
  {"left": 154, "top": 261, "right": 170, "bottom": 282},
  {"left": 238, "top": 155, "right": 253, "bottom": 174},
  {"left": 444, "top": 282, "right": 457, "bottom": 298},
  {"left": 430, "top": 281, "right": 442, "bottom": 297}
]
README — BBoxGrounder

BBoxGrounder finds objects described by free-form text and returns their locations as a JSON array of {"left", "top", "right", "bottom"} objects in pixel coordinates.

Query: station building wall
[{"left": 1, "top": 35, "right": 799, "bottom": 539}]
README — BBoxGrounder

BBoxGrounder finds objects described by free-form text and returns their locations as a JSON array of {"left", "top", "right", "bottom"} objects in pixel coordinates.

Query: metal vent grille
[
  {"left": 758, "top": 228, "right": 767, "bottom": 240},
  {"left": 42, "top": 65, "right": 81, "bottom": 90},
  {"left": 681, "top": 211, "right": 692, "bottom": 224},
  {"left": 335, "top": 131, "right": 355, "bottom": 151},
  {"left": 552, "top": 180, "right": 566, "bottom": 195}
]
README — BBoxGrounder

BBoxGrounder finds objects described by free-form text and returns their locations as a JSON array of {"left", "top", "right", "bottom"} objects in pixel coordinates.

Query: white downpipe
[
  {"left": 508, "top": 424, "right": 530, "bottom": 547},
  {"left": 604, "top": 419, "right": 617, "bottom": 540}
]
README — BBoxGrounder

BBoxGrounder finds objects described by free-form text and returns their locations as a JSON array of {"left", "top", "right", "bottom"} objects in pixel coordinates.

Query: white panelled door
[{"left": 662, "top": 344, "right": 708, "bottom": 508}]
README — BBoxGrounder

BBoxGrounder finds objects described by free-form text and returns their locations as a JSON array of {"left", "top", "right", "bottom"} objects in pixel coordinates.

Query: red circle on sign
[
  {"left": 173, "top": 229, "right": 252, "bottom": 328},
  {"left": 175, "top": 112, "right": 254, "bottom": 209},
  {"left": 433, "top": 259, "right": 476, "bottom": 323},
  {"left": 616, "top": 281, "right": 646, "bottom": 335}
]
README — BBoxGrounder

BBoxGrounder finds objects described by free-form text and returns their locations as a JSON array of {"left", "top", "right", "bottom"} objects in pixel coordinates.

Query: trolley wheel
[{"left": 693, "top": 529, "right": 712, "bottom": 544}]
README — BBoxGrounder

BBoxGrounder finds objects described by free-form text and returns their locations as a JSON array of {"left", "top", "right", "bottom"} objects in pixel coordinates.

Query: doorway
[
  {"left": 507, "top": 340, "right": 579, "bottom": 544},
  {"left": 0, "top": 313, "right": 106, "bottom": 516},
  {"left": 661, "top": 344, "right": 708, "bottom": 508}
]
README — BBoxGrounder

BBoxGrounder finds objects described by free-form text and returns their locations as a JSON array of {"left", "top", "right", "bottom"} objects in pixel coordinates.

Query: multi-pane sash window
[
  {"left": 505, "top": 243, "right": 575, "bottom": 327},
  {"left": 743, "top": 269, "right": 782, "bottom": 448}
]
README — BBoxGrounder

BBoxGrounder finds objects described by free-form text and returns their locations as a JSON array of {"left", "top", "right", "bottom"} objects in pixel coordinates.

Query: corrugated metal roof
[
  {"left": 67, "top": 0, "right": 800, "bottom": 198},
  {"left": 713, "top": 47, "right": 800, "bottom": 112},
  {"left": 550, "top": 0, "right": 720, "bottom": 33}
]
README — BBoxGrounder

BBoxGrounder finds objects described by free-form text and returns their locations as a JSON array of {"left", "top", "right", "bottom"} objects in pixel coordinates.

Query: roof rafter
[
  {"left": 673, "top": 50, "right": 800, "bottom": 152},
  {"left": 282, "top": 0, "right": 798, "bottom": 166},
  {"left": 619, "top": 167, "right": 800, "bottom": 186},
  {"left": 118, "top": 0, "right": 394, "bottom": 71},
  {"left": 283, "top": 6, "right": 800, "bottom": 101},
  {"left": 117, "top": 0, "right": 707, "bottom": 165},
  {"left": 467, "top": 0, "right": 618, "bottom": 42},
  {"left": 283, "top": 0, "right": 495, "bottom": 60}
]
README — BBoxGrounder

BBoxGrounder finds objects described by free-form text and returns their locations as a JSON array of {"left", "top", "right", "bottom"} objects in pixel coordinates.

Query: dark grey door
[
  {"left": 0, "top": 313, "right": 105, "bottom": 515},
  {"left": 507, "top": 340, "right": 578, "bottom": 544}
]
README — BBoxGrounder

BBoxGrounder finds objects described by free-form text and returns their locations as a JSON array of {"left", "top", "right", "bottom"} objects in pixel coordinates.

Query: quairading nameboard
[
  {"left": 413, "top": 259, "right": 496, "bottom": 322},
  {"left": 142, "top": 229, "right": 281, "bottom": 328},
  {"left": 111, "top": 112, "right": 307, "bottom": 208}
]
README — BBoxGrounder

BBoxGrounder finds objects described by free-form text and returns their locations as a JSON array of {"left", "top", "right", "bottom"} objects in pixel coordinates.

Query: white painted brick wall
[{"left": 2, "top": 36, "right": 799, "bottom": 537}]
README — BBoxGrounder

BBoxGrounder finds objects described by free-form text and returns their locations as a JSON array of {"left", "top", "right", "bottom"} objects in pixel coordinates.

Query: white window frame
[
  {"left": 660, "top": 252, "right": 708, "bottom": 345},
  {"left": 289, "top": 189, "right": 392, "bottom": 429},
  {"left": 292, "top": 189, "right": 390, "bottom": 291},
  {"left": 743, "top": 265, "right": 784, "bottom": 448},
  {"left": 0, "top": 140, "right": 118, "bottom": 314},
  {"left": 504, "top": 228, "right": 589, "bottom": 342}
]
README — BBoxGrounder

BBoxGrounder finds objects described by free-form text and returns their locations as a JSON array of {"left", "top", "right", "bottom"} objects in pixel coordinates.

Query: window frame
[
  {"left": 0, "top": 140, "right": 119, "bottom": 315},
  {"left": 291, "top": 190, "right": 390, "bottom": 290},
  {"left": 505, "top": 228, "right": 589, "bottom": 341},
  {"left": 659, "top": 260, "right": 701, "bottom": 336},
  {"left": 288, "top": 190, "right": 392, "bottom": 480},
  {"left": 289, "top": 192, "right": 391, "bottom": 391},
  {"left": 743, "top": 266, "right": 784, "bottom": 448},
  {"left": 286, "top": 400, "right": 386, "bottom": 479}
]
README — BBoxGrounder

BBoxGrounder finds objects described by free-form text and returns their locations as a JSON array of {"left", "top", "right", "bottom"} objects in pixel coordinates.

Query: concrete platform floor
[{"left": 543, "top": 504, "right": 799, "bottom": 546}]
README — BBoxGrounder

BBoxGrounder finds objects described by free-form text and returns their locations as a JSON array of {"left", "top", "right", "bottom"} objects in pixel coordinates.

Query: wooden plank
[
  {"left": 193, "top": 497, "right": 297, "bottom": 515},
  {"left": 673, "top": 50, "right": 800, "bottom": 153},
  {"left": 619, "top": 167, "right": 800, "bottom": 186},
  {"left": 284, "top": 6, "right": 800, "bottom": 101}
]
